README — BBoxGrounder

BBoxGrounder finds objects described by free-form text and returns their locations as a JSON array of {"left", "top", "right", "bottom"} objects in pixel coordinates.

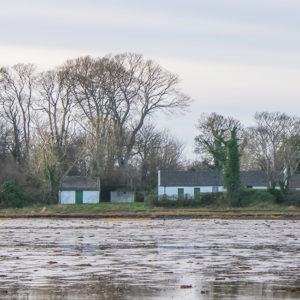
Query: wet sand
[{"left": 0, "top": 218, "right": 300, "bottom": 299}]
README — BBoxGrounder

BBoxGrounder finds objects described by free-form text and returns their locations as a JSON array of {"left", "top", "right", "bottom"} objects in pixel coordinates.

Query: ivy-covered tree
[{"left": 223, "top": 127, "right": 241, "bottom": 205}]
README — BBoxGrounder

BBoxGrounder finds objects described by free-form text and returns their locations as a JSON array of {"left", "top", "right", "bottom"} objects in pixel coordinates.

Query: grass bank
[{"left": 1, "top": 202, "right": 300, "bottom": 219}]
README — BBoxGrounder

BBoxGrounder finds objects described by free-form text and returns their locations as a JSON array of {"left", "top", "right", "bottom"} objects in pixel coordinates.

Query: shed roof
[
  {"left": 159, "top": 170, "right": 270, "bottom": 187},
  {"left": 60, "top": 176, "right": 100, "bottom": 191},
  {"left": 240, "top": 171, "right": 269, "bottom": 187}
]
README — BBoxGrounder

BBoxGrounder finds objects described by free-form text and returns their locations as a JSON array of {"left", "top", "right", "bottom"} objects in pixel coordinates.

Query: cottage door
[
  {"left": 75, "top": 190, "right": 83, "bottom": 204},
  {"left": 194, "top": 188, "right": 200, "bottom": 198},
  {"left": 178, "top": 188, "right": 184, "bottom": 197}
]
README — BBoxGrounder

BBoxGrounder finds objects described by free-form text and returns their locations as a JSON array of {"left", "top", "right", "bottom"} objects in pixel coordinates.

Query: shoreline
[{"left": 1, "top": 210, "right": 300, "bottom": 219}]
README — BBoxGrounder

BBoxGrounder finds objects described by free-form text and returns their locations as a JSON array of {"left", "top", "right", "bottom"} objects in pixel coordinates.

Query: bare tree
[
  {"left": 0, "top": 64, "right": 36, "bottom": 163},
  {"left": 134, "top": 124, "right": 185, "bottom": 188},
  {"left": 135, "top": 124, "right": 162, "bottom": 178},
  {"left": 67, "top": 54, "right": 191, "bottom": 180},
  {"left": 64, "top": 56, "right": 117, "bottom": 177},
  {"left": 34, "top": 67, "right": 88, "bottom": 202},
  {"left": 37, "top": 67, "right": 75, "bottom": 150},
  {"left": 110, "top": 54, "right": 190, "bottom": 168},
  {"left": 194, "top": 113, "right": 242, "bottom": 170},
  {"left": 0, "top": 118, "right": 10, "bottom": 161},
  {"left": 277, "top": 135, "right": 300, "bottom": 191},
  {"left": 246, "top": 112, "right": 300, "bottom": 189}
]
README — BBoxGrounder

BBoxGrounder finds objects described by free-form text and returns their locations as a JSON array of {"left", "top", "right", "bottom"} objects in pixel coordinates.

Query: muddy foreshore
[
  {"left": 1, "top": 218, "right": 300, "bottom": 299},
  {"left": 1, "top": 210, "right": 300, "bottom": 219}
]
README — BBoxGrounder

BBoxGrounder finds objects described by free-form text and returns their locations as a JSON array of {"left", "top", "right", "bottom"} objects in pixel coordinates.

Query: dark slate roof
[
  {"left": 60, "top": 176, "right": 100, "bottom": 191},
  {"left": 159, "top": 170, "right": 269, "bottom": 187},
  {"left": 240, "top": 171, "right": 269, "bottom": 187},
  {"left": 160, "top": 170, "right": 222, "bottom": 186}
]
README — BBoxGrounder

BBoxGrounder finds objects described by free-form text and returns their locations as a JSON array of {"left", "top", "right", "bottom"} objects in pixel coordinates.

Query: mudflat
[{"left": 0, "top": 218, "right": 300, "bottom": 299}]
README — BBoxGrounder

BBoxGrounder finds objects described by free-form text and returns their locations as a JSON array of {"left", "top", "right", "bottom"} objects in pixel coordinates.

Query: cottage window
[{"left": 212, "top": 186, "right": 219, "bottom": 192}]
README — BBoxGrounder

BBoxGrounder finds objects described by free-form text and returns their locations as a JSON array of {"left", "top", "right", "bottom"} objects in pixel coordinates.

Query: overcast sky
[{"left": 1, "top": 0, "right": 300, "bottom": 159}]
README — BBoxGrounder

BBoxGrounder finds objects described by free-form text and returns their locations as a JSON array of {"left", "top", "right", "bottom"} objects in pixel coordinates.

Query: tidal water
[{"left": 0, "top": 218, "right": 299, "bottom": 299}]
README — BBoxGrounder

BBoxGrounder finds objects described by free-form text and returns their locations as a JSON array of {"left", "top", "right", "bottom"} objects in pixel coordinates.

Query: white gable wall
[
  {"left": 60, "top": 191, "right": 76, "bottom": 204},
  {"left": 59, "top": 190, "right": 99, "bottom": 204},
  {"left": 82, "top": 191, "right": 100, "bottom": 203},
  {"left": 110, "top": 192, "right": 135, "bottom": 203}
]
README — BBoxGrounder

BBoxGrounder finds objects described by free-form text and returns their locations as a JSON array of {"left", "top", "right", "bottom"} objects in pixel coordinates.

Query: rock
[
  {"left": 180, "top": 285, "right": 192, "bottom": 289},
  {"left": 76, "top": 264, "right": 92, "bottom": 267}
]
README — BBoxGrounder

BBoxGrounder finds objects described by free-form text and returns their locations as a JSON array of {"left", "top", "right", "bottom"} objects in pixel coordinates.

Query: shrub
[
  {"left": 145, "top": 194, "right": 158, "bottom": 206},
  {"left": 240, "top": 189, "right": 276, "bottom": 207},
  {"left": 146, "top": 193, "right": 224, "bottom": 208},
  {"left": 267, "top": 188, "right": 284, "bottom": 204},
  {"left": 147, "top": 190, "right": 284, "bottom": 209},
  {"left": 285, "top": 191, "right": 300, "bottom": 207},
  {"left": 200, "top": 192, "right": 224, "bottom": 206},
  {"left": 135, "top": 191, "right": 146, "bottom": 202},
  {"left": 0, "top": 181, "right": 31, "bottom": 208}
]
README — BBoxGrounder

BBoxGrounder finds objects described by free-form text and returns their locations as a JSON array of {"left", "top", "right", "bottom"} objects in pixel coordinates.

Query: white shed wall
[
  {"left": 83, "top": 191, "right": 99, "bottom": 204},
  {"left": 110, "top": 192, "right": 135, "bottom": 203},
  {"left": 60, "top": 191, "right": 75, "bottom": 204}
]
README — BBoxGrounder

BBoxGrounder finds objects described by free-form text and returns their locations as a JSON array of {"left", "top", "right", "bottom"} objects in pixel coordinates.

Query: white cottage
[
  {"left": 158, "top": 170, "right": 225, "bottom": 199},
  {"left": 59, "top": 176, "right": 100, "bottom": 204},
  {"left": 157, "top": 170, "right": 300, "bottom": 199}
]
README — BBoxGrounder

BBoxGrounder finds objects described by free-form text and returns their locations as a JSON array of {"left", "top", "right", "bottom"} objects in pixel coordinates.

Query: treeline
[
  {"left": 0, "top": 53, "right": 190, "bottom": 205},
  {"left": 193, "top": 112, "right": 300, "bottom": 202},
  {"left": 1, "top": 53, "right": 299, "bottom": 207}
]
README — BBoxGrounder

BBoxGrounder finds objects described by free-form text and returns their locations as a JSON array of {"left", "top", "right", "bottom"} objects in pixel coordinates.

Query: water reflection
[{"left": 0, "top": 219, "right": 299, "bottom": 299}]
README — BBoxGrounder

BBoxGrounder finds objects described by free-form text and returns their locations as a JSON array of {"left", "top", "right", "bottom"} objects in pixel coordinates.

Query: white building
[
  {"left": 157, "top": 170, "right": 300, "bottom": 199},
  {"left": 59, "top": 176, "right": 100, "bottom": 204}
]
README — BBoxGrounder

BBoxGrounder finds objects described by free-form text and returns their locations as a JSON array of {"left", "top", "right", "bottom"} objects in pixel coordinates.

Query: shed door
[{"left": 75, "top": 190, "right": 83, "bottom": 204}]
